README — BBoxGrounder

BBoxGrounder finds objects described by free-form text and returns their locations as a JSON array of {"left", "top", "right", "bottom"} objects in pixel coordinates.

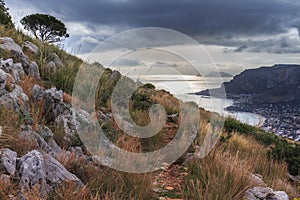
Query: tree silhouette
[
  {"left": 21, "top": 14, "right": 69, "bottom": 43},
  {"left": 0, "top": 0, "right": 13, "bottom": 27}
]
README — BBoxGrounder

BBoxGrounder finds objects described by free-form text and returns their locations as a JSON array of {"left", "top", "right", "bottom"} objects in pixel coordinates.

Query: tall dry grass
[
  {"left": 222, "top": 134, "right": 298, "bottom": 197},
  {"left": 182, "top": 146, "right": 254, "bottom": 200}
]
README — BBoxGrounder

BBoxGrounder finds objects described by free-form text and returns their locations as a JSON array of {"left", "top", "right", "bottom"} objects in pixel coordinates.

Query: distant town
[{"left": 226, "top": 94, "right": 300, "bottom": 142}]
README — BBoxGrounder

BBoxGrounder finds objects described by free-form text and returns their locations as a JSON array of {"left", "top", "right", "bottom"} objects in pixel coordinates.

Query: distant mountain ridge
[
  {"left": 205, "top": 71, "right": 233, "bottom": 77},
  {"left": 197, "top": 64, "right": 300, "bottom": 104}
]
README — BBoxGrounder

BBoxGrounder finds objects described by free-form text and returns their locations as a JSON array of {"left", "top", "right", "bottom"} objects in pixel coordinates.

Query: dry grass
[
  {"left": 0, "top": 26, "right": 35, "bottom": 46},
  {"left": 0, "top": 107, "right": 37, "bottom": 155},
  {"left": 221, "top": 134, "right": 298, "bottom": 198},
  {"left": 150, "top": 89, "right": 179, "bottom": 115},
  {"left": 55, "top": 150, "right": 154, "bottom": 200},
  {"left": 50, "top": 182, "right": 97, "bottom": 200},
  {"left": 182, "top": 146, "right": 254, "bottom": 200},
  {"left": 19, "top": 76, "right": 41, "bottom": 98},
  {"left": 0, "top": 176, "right": 18, "bottom": 199},
  {"left": 86, "top": 167, "right": 154, "bottom": 200},
  {"left": 115, "top": 134, "right": 143, "bottom": 153},
  {"left": 22, "top": 185, "right": 45, "bottom": 200},
  {"left": 223, "top": 134, "right": 287, "bottom": 180},
  {"left": 182, "top": 133, "right": 299, "bottom": 199}
]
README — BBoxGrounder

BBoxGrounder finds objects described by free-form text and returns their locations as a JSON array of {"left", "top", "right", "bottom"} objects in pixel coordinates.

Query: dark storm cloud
[
  {"left": 7, "top": 0, "right": 300, "bottom": 53},
  {"left": 9, "top": 0, "right": 300, "bottom": 36}
]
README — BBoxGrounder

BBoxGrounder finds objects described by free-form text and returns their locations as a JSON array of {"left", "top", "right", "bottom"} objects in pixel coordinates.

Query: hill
[
  {"left": 198, "top": 64, "right": 300, "bottom": 104},
  {"left": 0, "top": 21, "right": 299, "bottom": 200}
]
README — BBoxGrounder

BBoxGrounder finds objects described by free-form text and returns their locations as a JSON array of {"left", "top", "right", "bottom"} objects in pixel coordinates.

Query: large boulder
[
  {"left": 0, "top": 37, "right": 29, "bottom": 67},
  {"left": 55, "top": 109, "right": 94, "bottom": 147},
  {"left": 31, "top": 86, "right": 70, "bottom": 123},
  {"left": 19, "top": 125, "right": 62, "bottom": 157},
  {"left": 22, "top": 41, "right": 39, "bottom": 58},
  {"left": 31, "top": 84, "right": 45, "bottom": 102},
  {"left": 0, "top": 58, "right": 24, "bottom": 82},
  {"left": 19, "top": 125, "right": 50, "bottom": 152},
  {"left": 0, "top": 69, "right": 15, "bottom": 95},
  {"left": 17, "top": 150, "right": 82, "bottom": 191},
  {"left": 244, "top": 186, "right": 289, "bottom": 200},
  {"left": 0, "top": 148, "right": 17, "bottom": 176},
  {"left": 0, "top": 80, "right": 29, "bottom": 112},
  {"left": 48, "top": 53, "right": 63, "bottom": 68},
  {"left": 28, "top": 61, "right": 40, "bottom": 79}
]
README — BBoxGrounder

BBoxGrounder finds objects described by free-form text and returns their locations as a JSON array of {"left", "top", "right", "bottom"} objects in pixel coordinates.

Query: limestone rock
[
  {"left": 249, "top": 173, "right": 266, "bottom": 186},
  {"left": 19, "top": 125, "right": 49, "bottom": 152},
  {"left": 0, "top": 148, "right": 17, "bottom": 176},
  {"left": 48, "top": 53, "right": 63, "bottom": 68},
  {"left": 32, "top": 86, "right": 71, "bottom": 123},
  {"left": 55, "top": 109, "right": 94, "bottom": 147},
  {"left": 45, "top": 61, "right": 56, "bottom": 71},
  {"left": 28, "top": 61, "right": 40, "bottom": 79},
  {"left": 0, "top": 58, "right": 25, "bottom": 82},
  {"left": 22, "top": 41, "right": 39, "bottom": 58},
  {"left": 17, "top": 150, "right": 82, "bottom": 191},
  {"left": 0, "top": 84, "right": 29, "bottom": 112},
  {"left": 42, "top": 87, "right": 70, "bottom": 122},
  {"left": 31, "top": 84, "right": 45, "bottom": 102},
  {"left": 0, "top": 37, "right": 29, "bottom": 66},
  {"left": 244, "top": 186, "right": 289, "bottom": 200},
  {"left": 36, "top": 125, "right": 54, "bottom": 141},
  {"left": 0, "top": 69, "right": 15, "bottom": 94}
]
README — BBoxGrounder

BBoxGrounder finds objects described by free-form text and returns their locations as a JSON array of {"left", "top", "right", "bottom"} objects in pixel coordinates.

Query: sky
[{"left": 6, "top": 0, "right": 300, "bottom": 75}]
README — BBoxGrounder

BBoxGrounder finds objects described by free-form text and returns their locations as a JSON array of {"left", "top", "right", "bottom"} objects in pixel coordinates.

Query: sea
[{"left": 140, "top": 75, "right": 265, "bottom": 126}]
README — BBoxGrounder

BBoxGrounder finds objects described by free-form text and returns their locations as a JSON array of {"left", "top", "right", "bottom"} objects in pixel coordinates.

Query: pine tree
[{"left": 0, "top": 0, "right": 14, "bottom": 27}]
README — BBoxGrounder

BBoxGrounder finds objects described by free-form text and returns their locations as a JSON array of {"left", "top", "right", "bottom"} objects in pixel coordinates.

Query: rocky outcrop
[
  {"left": 0, "top": 58, "right": 25, "bottom": 82},
  {"left": 55, "top": 109, "right": 95, "bottom": 147},
  {"left": 22, "top": 41, "right": 39, "bottom": 58},
  {"left": 0, "top": 38, "right": 41, "bottom": 79},
  {"left": 0, "top": 69, "right": 29, "bottom": 112},
  {"left": 0, "top": 148, "right": 17, "bottom": 176},
  {"left": 31, "top": 85, "right": 71, "bottom": 123},
  {"left": 28, "top": 61, "right": 40, "bottom": 79},
  {"left": 17, "top": 150, "right": 83, "bottom": 191},
  {"left": 44, "top": 53, "right": 63, "bottom": 71},
  {"left": 197, "top": 64, "right": 300, "bottom": 104},
  {"left": 244, "top": 186, "right": 289, "bottom": 200},
  {"left": 31, "top": 84, "right": 96, "bottom": 147},
  {"left": 48, "top": 53, "right": 63, "bottom": 68},
  {"left": 0, "top": 37, "right": 28, "bottom": 66},
  {"left": 0, "top": 68, "right": 14, "bottom": 93}
]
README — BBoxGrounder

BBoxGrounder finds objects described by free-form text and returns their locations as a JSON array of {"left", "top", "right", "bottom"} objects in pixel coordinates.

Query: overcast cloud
[{"left": 5, "top": 0, "right": 300, "bottom": 74}]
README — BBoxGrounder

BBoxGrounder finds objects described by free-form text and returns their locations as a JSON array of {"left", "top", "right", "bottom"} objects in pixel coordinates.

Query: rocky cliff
[{"left": 198, "top": 64, "right": 300, "bottom": 104}]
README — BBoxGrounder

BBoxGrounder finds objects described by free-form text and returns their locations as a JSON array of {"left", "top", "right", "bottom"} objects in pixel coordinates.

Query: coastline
[{"left": 224, "top": 98, "right": 300, "bottom": 142}]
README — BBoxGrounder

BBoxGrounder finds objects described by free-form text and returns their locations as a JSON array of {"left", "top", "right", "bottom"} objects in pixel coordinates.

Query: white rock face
[
  {"left": 0, "top": 58, "right": 25, "bottom": 82},
  {"left": 17, "top": 150, "right": 83, "bottom": 191},
  {"left": 31, "top": 84, "right": 45, "bottom": 102},
  {"left": 0, "top": 37, "right": 29, "bottom": 65},
  {"left": 244, "top": 186, "right": 289, "bottom": 200},
  {"left": 28, "top": 61, "right": 40, "bottom": 79},
  {"left": 22, "top": 41, "right": 39, "bottom": 56},
  {"left": 0, "top": 69, "right": 14, "bottom": 94},
  {"left": 55, "top": 108, "right": 95, "bottom": 147},
  {"left": 0, "top": 148, "right": 17, "bottom": 176},
  {"left": 0, "top": 38, "right": 41, "bottom": 79},
  {"left": 48, "top": 53, "right": 63, "bottom": 67}
]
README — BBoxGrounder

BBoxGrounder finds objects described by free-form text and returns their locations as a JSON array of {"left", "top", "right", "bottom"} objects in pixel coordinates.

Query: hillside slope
[
  {"left": 0, "top": 25, "right": 299, "bottom": 199},
  {"left": 198, "top": 64, "right": 300, "bottom": 104}
]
